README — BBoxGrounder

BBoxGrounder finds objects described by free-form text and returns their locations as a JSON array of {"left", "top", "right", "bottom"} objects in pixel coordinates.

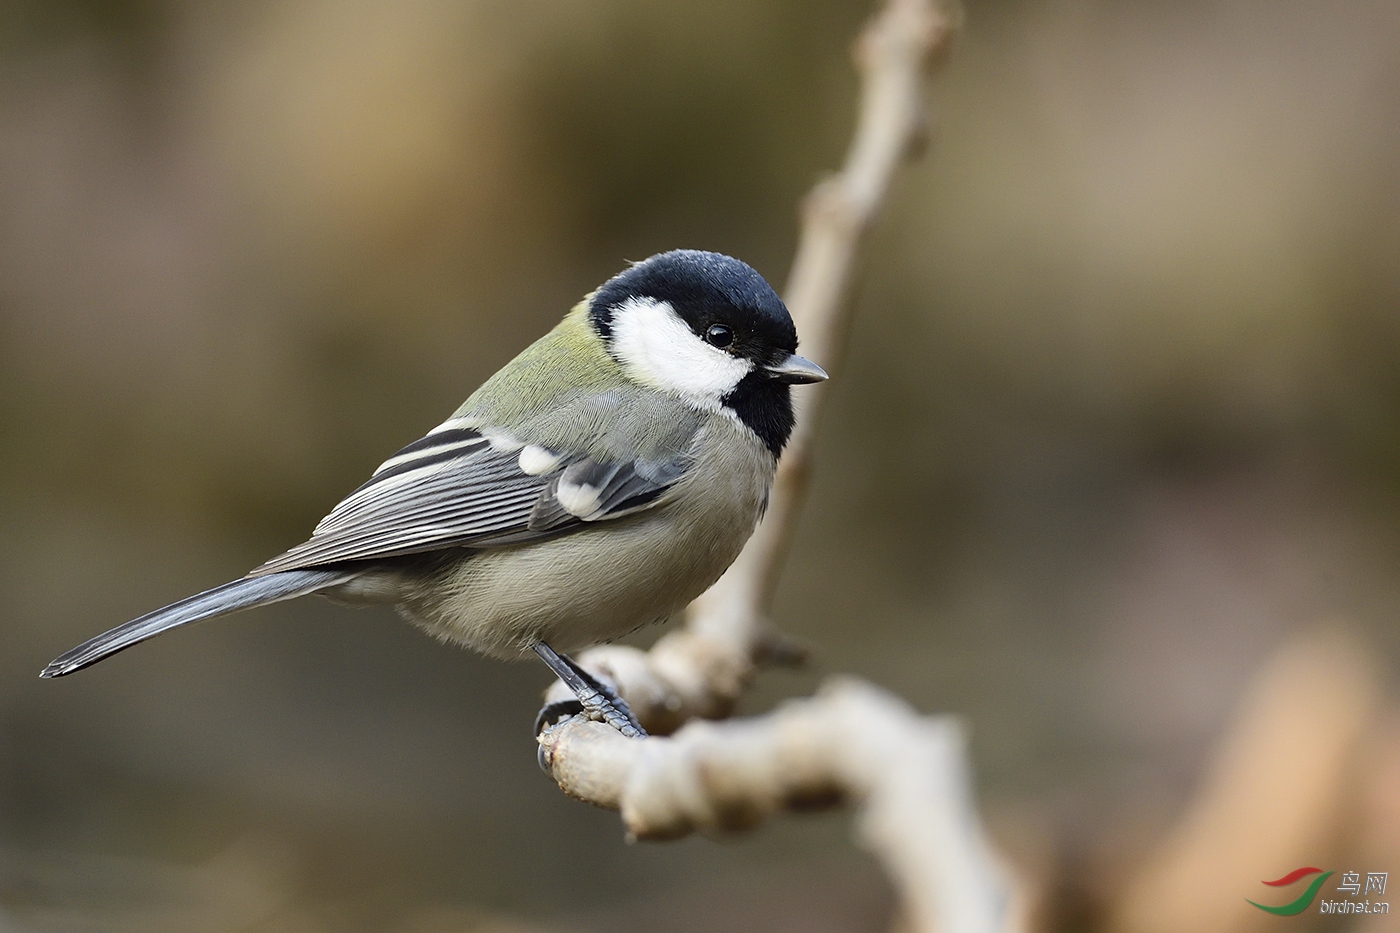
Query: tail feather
[{"left": 41, "top": 568, "right": 355, "bottom": 678}]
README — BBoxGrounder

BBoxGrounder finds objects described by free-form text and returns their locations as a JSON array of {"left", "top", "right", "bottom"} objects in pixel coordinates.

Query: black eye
[{"left": 705, "top": 324, "right": 734, "bottom": 348}]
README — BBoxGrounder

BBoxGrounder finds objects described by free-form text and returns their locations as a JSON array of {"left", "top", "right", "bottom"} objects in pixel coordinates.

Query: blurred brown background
[{"left": 2, "top": 1, "right": 1399, "bottom": 930}]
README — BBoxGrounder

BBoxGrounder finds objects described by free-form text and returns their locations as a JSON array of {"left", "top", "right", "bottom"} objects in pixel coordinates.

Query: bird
[{"left": 41, "top": 249, "right": 827, "bottom": 737}]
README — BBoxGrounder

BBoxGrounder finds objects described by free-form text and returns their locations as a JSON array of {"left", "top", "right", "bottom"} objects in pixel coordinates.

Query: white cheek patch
[{"left": 609, "top": 297, "right": 753, "bottom": 407}]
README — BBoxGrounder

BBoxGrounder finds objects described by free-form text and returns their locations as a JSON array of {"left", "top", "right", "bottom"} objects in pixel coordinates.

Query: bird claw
[{"left": 534, "top": 698, "right": 584, "bottom": 738}]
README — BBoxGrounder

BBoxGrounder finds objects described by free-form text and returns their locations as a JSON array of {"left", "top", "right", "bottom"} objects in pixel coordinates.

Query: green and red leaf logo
[{"left": 1247, "top": 867, "right": 1334, "bottom": 915}]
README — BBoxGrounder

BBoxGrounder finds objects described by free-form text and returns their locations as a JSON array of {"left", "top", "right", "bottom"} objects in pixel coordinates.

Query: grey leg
[{"left": 533, "top": 642, "right": 646, "bottom": 738}]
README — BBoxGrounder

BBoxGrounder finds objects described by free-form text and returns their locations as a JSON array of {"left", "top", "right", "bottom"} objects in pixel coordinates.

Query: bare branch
[
  {"left": 540, "top": 679, "right": 1011, "bottom": 933},
  {"left": 533, "top": 3, "right": 1018, "bottom": 932},
  {"left": 686, "top": 0, "right": 959, "bottom": 670},
  {"left": 560, "top": 0, "right": 961, "bottom": 729}
]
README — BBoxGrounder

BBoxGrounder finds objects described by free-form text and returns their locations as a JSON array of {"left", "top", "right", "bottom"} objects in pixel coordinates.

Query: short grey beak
[{"left": 765, "top": 353, "right": 829, "bottom": 384}]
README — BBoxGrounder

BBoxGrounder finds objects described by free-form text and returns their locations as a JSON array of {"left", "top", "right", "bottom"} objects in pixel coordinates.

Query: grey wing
[
  {"left": 249, "top": 420, "right": 691, "bottom": 575},
  {"left": 525, "top": 455, "right": 690, "bottom": 536}
]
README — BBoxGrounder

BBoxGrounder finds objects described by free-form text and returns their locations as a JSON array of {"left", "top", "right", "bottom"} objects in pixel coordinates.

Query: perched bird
[{"left": 42, "top": 250, "right": 826, "bottom": 736}]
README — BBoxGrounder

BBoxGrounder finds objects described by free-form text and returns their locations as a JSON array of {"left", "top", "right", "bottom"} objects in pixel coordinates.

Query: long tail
[{"left": 41, "top": 568, "right": 356, "bottom": 678}]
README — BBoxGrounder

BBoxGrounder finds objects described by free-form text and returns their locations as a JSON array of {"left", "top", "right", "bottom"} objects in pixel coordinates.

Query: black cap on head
[
  {"left": 589, "top": 250, "right": 797, "bottom": 366},
  {"left": 588, "top": 250, "right": 810, "bottom": 458}
]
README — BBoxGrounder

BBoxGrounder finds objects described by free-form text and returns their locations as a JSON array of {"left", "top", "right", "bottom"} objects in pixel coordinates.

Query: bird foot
[{"left": 532, "top": 642, "right": 646, "bottom": 739}]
